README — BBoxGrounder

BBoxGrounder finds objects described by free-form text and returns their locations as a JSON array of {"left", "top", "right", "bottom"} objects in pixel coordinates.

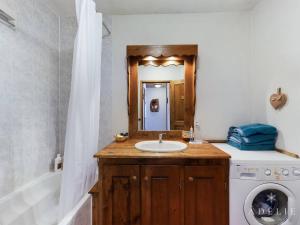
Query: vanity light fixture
[
  {"left": 166, "top": 56, "right": 178, "bottom": 60},
  {"left": 143, "top": 56, "right": 157, "bottom": 61},
  {"left": 167, "top": 60, "right": 177, "bottom": 65},
  {"left": 155, "top": 84, "right": 162, "bottom": 88}
]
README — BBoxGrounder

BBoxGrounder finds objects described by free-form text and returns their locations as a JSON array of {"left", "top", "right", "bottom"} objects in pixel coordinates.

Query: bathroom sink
[{"left": 135, "top": 141, "right": 187, "bottom": 153}]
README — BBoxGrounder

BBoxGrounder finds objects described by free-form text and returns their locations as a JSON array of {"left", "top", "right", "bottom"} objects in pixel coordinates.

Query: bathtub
[{"left": 0, "top": 172, "right": 92, "bottom": 225}]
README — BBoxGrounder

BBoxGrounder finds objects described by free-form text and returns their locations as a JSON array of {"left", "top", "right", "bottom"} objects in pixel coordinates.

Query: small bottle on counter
[
  {"left": 54, "top": 154, "right": 63, "bottom": 172},
  {"left": 189, "top": 126, "right": 194, "bottom": 143}
]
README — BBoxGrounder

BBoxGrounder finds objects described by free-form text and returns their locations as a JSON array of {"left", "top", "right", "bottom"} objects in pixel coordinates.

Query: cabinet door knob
[
  {"left": 144, "top": 176, "right": 149, "bottom": 181},
  {"left": 188, "top": 177, "right": 194, "bottom": 182},
  {"left": 132, "top": 176, "right": 137, "bottom": 180}
]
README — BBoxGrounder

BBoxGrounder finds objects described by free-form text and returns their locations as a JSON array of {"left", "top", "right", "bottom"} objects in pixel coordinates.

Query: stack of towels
[{"left": 227, "top": 123, "right": 278, "bottom": 150}]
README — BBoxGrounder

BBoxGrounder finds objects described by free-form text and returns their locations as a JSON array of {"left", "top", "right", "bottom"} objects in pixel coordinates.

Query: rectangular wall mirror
[{"left": 127, "top": 45, "right": 197, "bottom": 138}]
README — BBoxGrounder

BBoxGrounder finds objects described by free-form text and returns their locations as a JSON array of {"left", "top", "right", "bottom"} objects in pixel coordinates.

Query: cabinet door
[
  {"left": 184, "top": 166, "right": 228, "bottom": 225},
  {"left": 141, "top": 166, "right": 181, "bottom": 225},
  {"left": 103, "top": 165, "right": 140, "bottom": 225}
]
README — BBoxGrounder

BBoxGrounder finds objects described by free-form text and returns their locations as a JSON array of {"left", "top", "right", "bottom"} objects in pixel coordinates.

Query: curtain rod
[
  {"left": 102, "top": 21, "right": 111, "bottom": 38},
  {"left": 0, "top": 8, "right": 15, "bottom": 28},
  {"left": 0, "top": 6, "right": 110, "bottom": 37}
]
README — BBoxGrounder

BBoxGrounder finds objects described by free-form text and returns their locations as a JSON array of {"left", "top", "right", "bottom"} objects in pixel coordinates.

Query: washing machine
[{"left": 214, "top": 144, "right": 300, "bottom": 225}]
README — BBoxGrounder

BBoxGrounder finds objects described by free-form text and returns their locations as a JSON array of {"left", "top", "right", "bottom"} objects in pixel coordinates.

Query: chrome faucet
[{"left": 159, "top": 133, "right": 166, "bottom": 143}]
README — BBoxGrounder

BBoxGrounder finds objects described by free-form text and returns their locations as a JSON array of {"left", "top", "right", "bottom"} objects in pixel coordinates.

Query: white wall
[
  {"left": 112, "top": 13, "right": 252, "bottom": 139},
  {"left": 251, "top": 0, "right": 300, "bottom": 153}
]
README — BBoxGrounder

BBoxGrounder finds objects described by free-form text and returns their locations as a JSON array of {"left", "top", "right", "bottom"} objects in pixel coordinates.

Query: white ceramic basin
[{"left": 135, "top": 141, "right": 187, "bottom": 153}]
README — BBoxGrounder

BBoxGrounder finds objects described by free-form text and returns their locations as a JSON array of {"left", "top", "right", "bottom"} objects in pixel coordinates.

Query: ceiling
[{"left": 48, "top": 0, "right": 261, "bottom": 16}]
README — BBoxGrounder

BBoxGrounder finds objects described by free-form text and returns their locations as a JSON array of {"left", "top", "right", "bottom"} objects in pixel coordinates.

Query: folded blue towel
[
  {"left": 228, "top": 140, "right": 275, "bottom": 151},
  {"left": 228, "top": 136, "right": 276, "bottom": 146},
  {"left": 228, "top": 133, "right": 277, "bottom": 144},
  {"left": 229, "top": 123, "right": 277, "bottom": 137}
]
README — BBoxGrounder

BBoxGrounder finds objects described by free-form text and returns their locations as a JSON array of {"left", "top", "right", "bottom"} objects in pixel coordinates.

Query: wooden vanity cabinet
[
  {"left": 184, "top": 166, "right": 227, "bottom": 225},
  {"left": 99, "top": 163, "right": 228, "bottom": 225},
  {"left": 102, "top": 165, "right": 140, "bottom": 225},
  {"left": 141, "top": 166, "right": 181, "bottom": 225}
]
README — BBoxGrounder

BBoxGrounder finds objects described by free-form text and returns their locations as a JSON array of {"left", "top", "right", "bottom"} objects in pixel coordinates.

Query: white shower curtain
[{"left": 59, "top": 0, "right": 102, "bottom": 220}]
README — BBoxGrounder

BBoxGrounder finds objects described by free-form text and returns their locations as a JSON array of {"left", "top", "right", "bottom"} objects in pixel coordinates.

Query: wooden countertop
[{"left": 94, "top": 139, "right": 230, "bottom": 159}]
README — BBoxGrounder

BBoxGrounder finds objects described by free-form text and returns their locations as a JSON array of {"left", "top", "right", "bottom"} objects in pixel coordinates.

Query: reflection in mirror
[{"left": 138, "top": 65, "right": 185, "bottom": 131}]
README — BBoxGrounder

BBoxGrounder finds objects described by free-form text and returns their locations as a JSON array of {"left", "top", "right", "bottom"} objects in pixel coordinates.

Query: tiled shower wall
[
  {"left": 59, "top": 15, "right": 113, "bottom": 153},
  {"left": 0, "top": 0, "right": 60, "bottom": 198},
  {"left": 58, "top": 16, "right": 77, "bottom": 154},
  {"left": 98, "top": 16, "right": 113, "bottom": 149},
  {"left": 0, "top": 0, "right": 113, "bottom": 198}
]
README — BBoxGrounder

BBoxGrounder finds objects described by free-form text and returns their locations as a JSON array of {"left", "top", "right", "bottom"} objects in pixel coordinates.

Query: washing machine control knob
[
  {"left": 265, "top": 169, "right": 272, "bottom": 176},
  {"left": 282, "top": 169, "right": 289, "bottom": 176},
  {"left": 293, "top": 169, "right": 300, "bottom": 176}
]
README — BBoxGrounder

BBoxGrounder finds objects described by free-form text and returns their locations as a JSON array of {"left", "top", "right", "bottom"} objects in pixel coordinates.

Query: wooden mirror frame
[{"left": 127, "top": 45, "right": 198, "bottom": 138}]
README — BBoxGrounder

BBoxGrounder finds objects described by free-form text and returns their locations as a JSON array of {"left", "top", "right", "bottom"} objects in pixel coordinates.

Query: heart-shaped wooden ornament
[{"left": 270, "top": 88, "right": 287, "bottom": 110}]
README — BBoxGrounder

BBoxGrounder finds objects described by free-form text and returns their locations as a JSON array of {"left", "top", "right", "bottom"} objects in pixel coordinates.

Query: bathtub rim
[
  {"left": 58, "top": 193, "right": 92, "bottom": 225},
  {"left": 0, "top": 171, "right": 62, "bottom": 205}
]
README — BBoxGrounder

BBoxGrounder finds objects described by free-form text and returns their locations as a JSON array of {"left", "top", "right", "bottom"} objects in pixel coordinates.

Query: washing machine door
[{"left": 244, "top": 183, "right": 297, "bottom": 225}]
